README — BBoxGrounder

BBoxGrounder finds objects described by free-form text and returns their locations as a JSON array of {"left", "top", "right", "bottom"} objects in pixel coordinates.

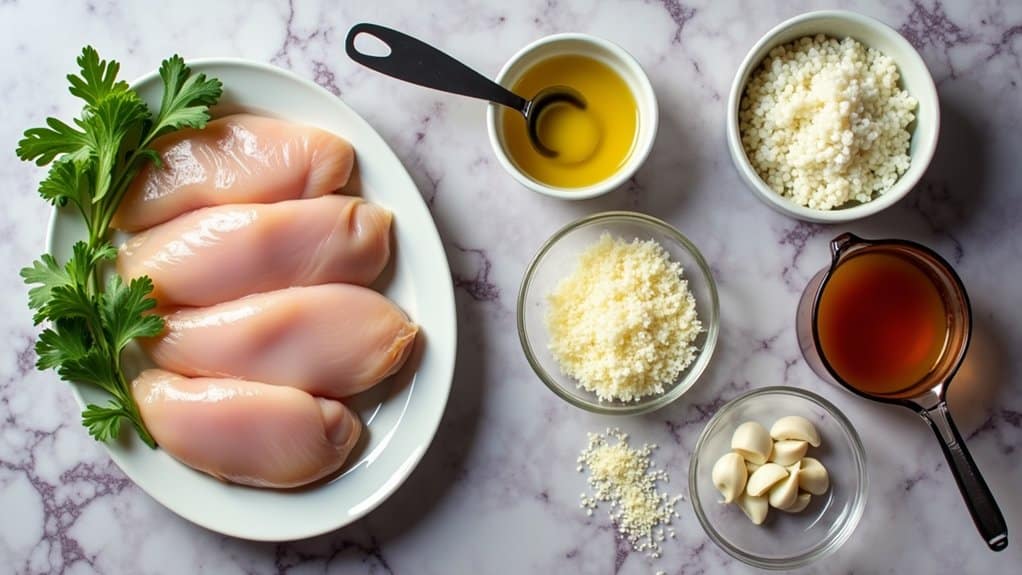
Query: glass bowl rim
[
  {"left": 687, "top": 385, "right": 869, "bottom": 570},
  {"left": 516, "top": 210, "right": 721, "bottom": 415}
]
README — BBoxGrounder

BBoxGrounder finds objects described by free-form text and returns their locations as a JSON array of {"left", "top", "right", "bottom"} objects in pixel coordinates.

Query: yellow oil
[{"left": 501, "top": 54, "right": 638, "bottom": 188}]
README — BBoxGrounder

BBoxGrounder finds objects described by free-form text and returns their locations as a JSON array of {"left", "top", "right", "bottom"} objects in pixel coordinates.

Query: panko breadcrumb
[
  {"left": 739, "top": 35, "right": 918, "bottom": 210},
  {"left": 578, "top": 428, "right": 681, "bottom": 559}
]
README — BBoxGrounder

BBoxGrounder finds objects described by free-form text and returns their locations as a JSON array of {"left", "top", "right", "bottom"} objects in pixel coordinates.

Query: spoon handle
[
  {"left": 346, "top": 23, "right": 528, "bottom": 112},
  {"left": 921, "top": 401, "right": 1008, "bottom": 551}
]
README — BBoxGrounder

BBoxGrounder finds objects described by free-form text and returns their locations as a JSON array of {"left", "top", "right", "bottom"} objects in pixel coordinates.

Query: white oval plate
[{"left": 46, "top": 60, "right": 457, "bottom": 541}]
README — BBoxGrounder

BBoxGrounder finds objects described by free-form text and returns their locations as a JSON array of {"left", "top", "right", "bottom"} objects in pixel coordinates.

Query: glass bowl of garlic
[{"left": 688, "top": 386, "right": 867, "bottom": 570}]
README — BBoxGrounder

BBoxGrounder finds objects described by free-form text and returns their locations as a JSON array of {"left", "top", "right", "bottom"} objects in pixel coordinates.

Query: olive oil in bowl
[{"left": 500, "top": 54, "right": 638, "bottom": 189}]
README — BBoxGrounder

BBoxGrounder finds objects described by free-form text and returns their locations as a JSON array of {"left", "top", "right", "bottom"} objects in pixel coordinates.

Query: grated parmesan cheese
[
  {"left": 578, "top": 428, "right": 681, "bottom": 559},
  {"left": 546, "top": 233, "right": 702, "bottom": 402}
]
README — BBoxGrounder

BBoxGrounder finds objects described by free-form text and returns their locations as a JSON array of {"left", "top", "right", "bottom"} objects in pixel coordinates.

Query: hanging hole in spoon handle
[
  {"left": 345, "top": 23, "right": 528, "bottom": 112},
  {"left": 921, "top": 401, "right": 1008, "bottom": 551}
]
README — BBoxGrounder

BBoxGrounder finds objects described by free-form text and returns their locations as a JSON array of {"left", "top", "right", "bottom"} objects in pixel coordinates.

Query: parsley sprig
[{"left": 17, "top": 47, "right": 222, "bottom": 447}]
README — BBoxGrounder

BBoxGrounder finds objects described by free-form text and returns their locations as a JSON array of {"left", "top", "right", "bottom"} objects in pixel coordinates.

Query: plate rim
[{"left": 44, "top": 57, "right": 458, "bottom": 540}]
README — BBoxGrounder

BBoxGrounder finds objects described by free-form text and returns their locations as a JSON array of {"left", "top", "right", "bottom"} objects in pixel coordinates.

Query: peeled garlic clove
[
  {"left": 770, "top": 439, "right": 809, "bottom": 466},
  {"left": 799, "top": 457, "right": 830, "bottom": 495},
  {"left": 736, "top": 490, "right": 769, "bottom": 525},
  {"left": 770, "top": 415, "right": 821, "bottom": 447},
  {"left": 731, "top": 421, "right": 773, "bottom": 464},
  {"left": 768, "top": 461, "right": 801, "bottom": 509},
  {"left": 711, "top": 452, "right": 747, "bottom": 503},
  {"left": 745, "top": 461, "right": 762, "bottom": 474},
  {"left": 746, "top": 462, "right": 788, "bottom": 496},
  {"left": 779, "top": 491, "right": 812, "bottom": 513}
]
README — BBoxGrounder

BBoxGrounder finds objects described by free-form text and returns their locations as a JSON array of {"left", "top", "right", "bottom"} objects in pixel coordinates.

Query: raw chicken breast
[
  {"left": 113, "top": 114, "right": 355, "bottom": 231},
  {"left": 144, "top": 285, "right": 418, "bottom": 398},
  {"left": 133, "top": 369, "right": 361, "bottom": 488},
  {"left": 118, "top": 196, "right": 392, "bottom": 307}
]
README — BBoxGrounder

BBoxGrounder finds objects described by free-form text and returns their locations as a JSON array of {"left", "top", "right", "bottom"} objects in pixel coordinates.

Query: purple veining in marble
[
  {"left": 450, "top": 244, "right": 500, "bottom": 302},
  {"left": 899, "top": 0, "right": 974, "bottom": 79},
  {"left": 310, "top": 59, "right": 342, "bottom": 96},
  {"left": 402, "top": 103, "right": 447, "bottom": 208},
  {"left": 2, "top": 454, "right": 132, "bottom": 574},
  {"left": 778, "top": 220, "right": 824, "bottom": 290},
  {"left": 910, "top": 181, "right": 966, "bottom": 263},
  {"left": 986, "top": 24, "right": 1022, "bottom": 61},
  {"left": 623, "top": 176, "right": 643, "bottom": 209},
  {"left": 900, "top": 0, "right": 974, "bottom": 51},
  {"left": 273, "top": 535, "right": 393, "bottom": 575},
  {"left": 967, "top": 409, "right": 1022, "bottom": 455},
  {"left": 613, "top": 529, "right": 631, "bottom": 573},
  {"left": 656, "top": 0, "right": 697, "bottom": 44},
  {"left": 13, "top": 332, "right": 35, "bottom": 377},
  {"left": 271, "top": 0, "right": 333, "bottom": 70}
]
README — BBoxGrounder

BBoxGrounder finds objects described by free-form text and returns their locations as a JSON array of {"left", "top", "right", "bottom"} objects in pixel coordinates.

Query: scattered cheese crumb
[
  {"left": 578, "top": 428, "right": 682, "bottom": 560},
  {"left": 546, "top": 234, "right": 702, "bottom": 402},
  {"left": 739, "top": 35, "right": 918, "bottom": 210}
]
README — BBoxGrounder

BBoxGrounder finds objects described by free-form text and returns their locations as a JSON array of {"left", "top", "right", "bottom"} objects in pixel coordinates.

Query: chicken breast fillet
[
  {"left": 118, "top": 196, "right": 392, "bottom": 307},
  {"left": 133, "top": 369, "right": 362, "bottom": 488},
  {"left": 143, "top": 285, "right": 418, "bottom": 398},
  {"left": 113, "top": 114, "right": 355, "bottom": 231}
]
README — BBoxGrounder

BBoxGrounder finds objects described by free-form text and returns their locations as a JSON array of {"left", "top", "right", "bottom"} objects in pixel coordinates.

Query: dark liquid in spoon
[{"left": 817, "top": 251, "right": 949, "bottom": 396}]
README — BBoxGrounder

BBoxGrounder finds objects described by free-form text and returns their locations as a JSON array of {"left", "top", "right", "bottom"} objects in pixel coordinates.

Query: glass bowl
[
  {"left": 689, "top": 386, "right": 868, "bottom": 570},
  {"left": 516, "top": 211, "right": 719, "bottom": 414}
]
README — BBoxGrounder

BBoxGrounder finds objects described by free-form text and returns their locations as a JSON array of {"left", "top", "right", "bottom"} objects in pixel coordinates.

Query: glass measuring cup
[{"left": 796, "top": 233, "right": 1008, "bottom": 551}]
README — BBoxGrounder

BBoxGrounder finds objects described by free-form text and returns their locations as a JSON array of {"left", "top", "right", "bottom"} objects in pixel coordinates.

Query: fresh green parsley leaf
[
  {"left": 67, "top": 46, "right": 130, "bottom": 108},
  {"left": 82, "top": 401, "right": 127, "bottom": 443},
  {"left": 45, "top": 284, "right": 97, "bottom": 325},
  {"left": 20, "top": 254, "right": 70, "bottom": 313},
  {"left": 38, "top": 158, "right": 91, "bottom": 211},
  {"left": 58, "top": 348, "right": 118, "bottom": 395},
  {"left": 150, "top": 55, "right": 223, "bottom": 139},
  {"left": 90, "top": 241, "right": 119, "bottom": 264},
  {"left": 35, "top": 319, "right": 90, "bottom": 371},
  {"left": 16, "top": 117, "right": 92, "bottom": 166},
  {"left": 81, "top": 90, "right": 151, "bottom": 203},
  {"left": 101, "top": 275, "right": 165, "bottom": 351}
]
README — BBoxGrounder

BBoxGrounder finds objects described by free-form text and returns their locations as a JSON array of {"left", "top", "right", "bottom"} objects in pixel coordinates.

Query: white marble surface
[{"left": 1, "top": 0, "right": 1020, "bottom": 573}]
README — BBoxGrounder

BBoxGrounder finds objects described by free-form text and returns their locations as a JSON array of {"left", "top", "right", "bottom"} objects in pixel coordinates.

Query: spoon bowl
[{"left": 525, "top": 85, "right": 587, "bottom": 157}]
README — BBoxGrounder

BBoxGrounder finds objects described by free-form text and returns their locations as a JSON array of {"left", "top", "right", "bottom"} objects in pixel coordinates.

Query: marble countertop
[{"left": 1, "top": 0, "right": 1020, "bottom": 573}]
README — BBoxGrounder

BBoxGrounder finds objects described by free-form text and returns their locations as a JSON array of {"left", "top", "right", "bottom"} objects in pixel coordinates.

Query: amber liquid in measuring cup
[
  {"left": 816, "top": 251, "right": 949, "bottom": 396},
  {"left": 799, "top": 233, "right": 1008, "bottom": 552}
]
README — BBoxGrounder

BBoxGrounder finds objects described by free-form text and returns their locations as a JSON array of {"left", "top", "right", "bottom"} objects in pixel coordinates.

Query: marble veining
[{"left": 1, "top": 0, "right": 1020, "bottom": 573}]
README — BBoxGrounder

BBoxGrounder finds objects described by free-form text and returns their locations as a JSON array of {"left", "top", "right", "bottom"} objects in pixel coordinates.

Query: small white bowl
[
  {"left": 726, "top": 10, "right": 940, "bottom": 223},
  {"left": 486, "top": 34, "right": 658, "bottom": 200}
]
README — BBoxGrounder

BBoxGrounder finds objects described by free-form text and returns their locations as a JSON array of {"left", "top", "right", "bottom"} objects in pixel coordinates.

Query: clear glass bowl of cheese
[{"left": 517, "top": 211, "right": 719, "bottom": 414}]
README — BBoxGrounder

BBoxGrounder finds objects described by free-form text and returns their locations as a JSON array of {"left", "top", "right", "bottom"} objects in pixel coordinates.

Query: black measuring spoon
[{"left": 346, "top": 23, "right": 585, "bottom": 158}]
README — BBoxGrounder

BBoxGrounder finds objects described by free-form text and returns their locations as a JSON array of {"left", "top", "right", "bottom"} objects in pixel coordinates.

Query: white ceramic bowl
[
  {"left": 726, "top": 10, "right": 940, "bottom": 223},
  {"left": 486, "top": 33, "right": 658, "bottom": 200}
]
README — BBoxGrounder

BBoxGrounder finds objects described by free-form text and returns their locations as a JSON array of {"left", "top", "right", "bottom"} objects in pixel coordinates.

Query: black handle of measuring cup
[
  {"left": 345, "top": 23, "right": 527, "bottom": 112},
  {"left": 922, "top": 401, "right": 1008, "bottom": 551}
]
